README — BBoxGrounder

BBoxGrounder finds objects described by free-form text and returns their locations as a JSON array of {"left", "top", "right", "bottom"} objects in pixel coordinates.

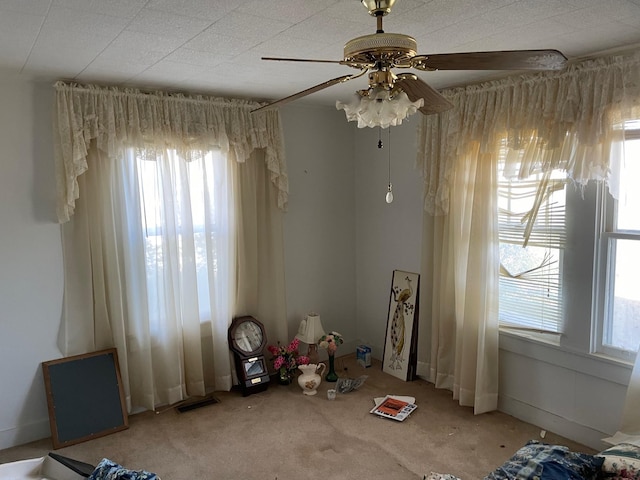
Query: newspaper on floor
[{"left": 370, "top": 395, "right": 417, "bottom": 422}]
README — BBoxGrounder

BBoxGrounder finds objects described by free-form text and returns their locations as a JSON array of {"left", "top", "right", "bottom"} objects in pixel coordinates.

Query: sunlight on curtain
[
  {"left": 419, "top": 51, "right": 640, "bottom": 218},
  {"left": 420, "top": 146, "right": 499, "bottom": 414},
  {"left": 416, "top": 49, "right": 640, "bottom": 414}
]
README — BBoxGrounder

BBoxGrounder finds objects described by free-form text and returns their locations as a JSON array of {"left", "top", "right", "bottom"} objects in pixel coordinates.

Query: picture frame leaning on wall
[{"left": 382, "top": 269, "right": 420, "bottom": 381}]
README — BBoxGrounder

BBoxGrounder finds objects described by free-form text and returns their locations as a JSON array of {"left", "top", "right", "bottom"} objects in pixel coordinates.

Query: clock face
[{"left": 231, "top": 319, "right": 264, "bottom": 354}]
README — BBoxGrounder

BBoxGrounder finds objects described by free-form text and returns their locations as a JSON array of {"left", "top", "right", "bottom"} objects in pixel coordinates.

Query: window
[
  {"left": 593, "top": 125, "right": 640, "bottom": 360},
  {"left": 497, "top": 145, "right": 567, "bottom": 333},
  {"left": 129, "top": 147, "right": 232, "bottom": 334},
  {"left": 497, "top": 123, "right": 640, "bottom": 360}
]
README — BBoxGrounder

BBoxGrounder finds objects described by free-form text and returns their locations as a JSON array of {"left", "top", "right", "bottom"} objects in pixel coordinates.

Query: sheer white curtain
[
  {"left": 419, "top": 145, "right": 500, "bottom": 414},
  {"left": 417, "top": 50, "right": 640, "bottom": 414},
  {"left": 233, "top": 152, "right": 289, "bottom": 347},
  {"left": 61, "top": 146, "right": 234, "bottom": 409},
  {"left": 54, "top": 82, "right": 288, "bottom": 411}
]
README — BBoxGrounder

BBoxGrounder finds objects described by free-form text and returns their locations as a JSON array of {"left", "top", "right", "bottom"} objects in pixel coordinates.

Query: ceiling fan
[{"left": 252, "top": 0, "right": 567, "bottom": 116}]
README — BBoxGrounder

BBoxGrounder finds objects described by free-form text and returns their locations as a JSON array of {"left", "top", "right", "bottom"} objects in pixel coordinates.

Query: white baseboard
[
  {"left": 498, "top": 395, "right": 611, "bottom": 452},
  {"left": 0, "top": 419, "right": 50, "bottom": 450},
  {"left": 415, "top": 359, "right": 611, "bottom": 452}
]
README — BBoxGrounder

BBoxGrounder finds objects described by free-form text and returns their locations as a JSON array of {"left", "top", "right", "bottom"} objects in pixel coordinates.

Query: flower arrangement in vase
[
  {"left": 318, "top": 331, "right": 343, "bottom": 382},
  {"left": 267, "top": 337, "right": 309, "bottom": 385}
]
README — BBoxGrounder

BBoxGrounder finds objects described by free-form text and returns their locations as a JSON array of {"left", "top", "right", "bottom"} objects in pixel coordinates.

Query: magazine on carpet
[{"left": 370, "top": 395, "right": 417, "bottom": 422}]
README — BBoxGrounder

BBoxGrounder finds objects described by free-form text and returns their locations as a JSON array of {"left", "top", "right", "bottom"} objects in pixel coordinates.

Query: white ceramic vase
[{"left": 297, "top": 363, "right": 326, "bottom": 395}]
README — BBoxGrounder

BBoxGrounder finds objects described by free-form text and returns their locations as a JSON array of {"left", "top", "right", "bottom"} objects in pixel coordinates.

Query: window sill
[
  {"left": 587, "top": 350, "right": 636, "bottom": 368},
  {"left": 499, "top": 327, "right": 632, "bottom": 386},
  {"left": 499, "top": 326, "right": 561, "bottom": 347}
]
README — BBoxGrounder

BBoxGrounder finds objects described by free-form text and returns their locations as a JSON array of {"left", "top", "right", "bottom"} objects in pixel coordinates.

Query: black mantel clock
[{"left": 228, "top": 316, "right": 270, "bottom": 396}]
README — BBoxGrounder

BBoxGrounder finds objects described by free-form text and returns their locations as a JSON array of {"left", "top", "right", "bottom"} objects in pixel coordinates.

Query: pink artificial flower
[
  {"left": 269, "top": 337, "right": 308, "bottom": 374},
  {"left": 287, "top": 337, "right": 299, "bottom": 352},
  {"left": 273, "top": 356, "right": 285, "bottom": 370}
]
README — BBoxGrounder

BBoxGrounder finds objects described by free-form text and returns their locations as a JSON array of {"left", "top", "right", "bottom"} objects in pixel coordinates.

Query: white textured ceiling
[{"left": 1, "top": 0, "right": 640, "bottom": 106}]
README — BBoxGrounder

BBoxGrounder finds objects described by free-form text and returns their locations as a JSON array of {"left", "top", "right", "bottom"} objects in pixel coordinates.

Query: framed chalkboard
[{"left": 42, "top": 348, "right": 128, "bottom": 449}]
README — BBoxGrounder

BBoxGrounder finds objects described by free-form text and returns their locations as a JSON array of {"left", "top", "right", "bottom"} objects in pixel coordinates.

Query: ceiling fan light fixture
[{"left": 336, "top": 90, "right": 423, "bottom": 129}]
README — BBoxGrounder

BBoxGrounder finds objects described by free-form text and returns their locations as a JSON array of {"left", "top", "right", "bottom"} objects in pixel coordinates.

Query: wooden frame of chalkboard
[{"left": 42, "top": 348, "right": 128, "bottom": 449}]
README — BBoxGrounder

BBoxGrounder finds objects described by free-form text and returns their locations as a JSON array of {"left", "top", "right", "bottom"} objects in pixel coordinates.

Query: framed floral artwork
[{"left": 382, "top": 270, "right": 420, "bottom": 381}]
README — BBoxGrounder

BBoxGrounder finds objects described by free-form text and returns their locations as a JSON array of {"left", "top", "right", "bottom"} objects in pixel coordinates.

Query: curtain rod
[{"left": 54, "top": 80, "right": 263, "bottom": 110}]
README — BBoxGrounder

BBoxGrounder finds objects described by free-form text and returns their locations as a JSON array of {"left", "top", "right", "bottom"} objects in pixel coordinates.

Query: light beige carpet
[{"left": 0, "top": 355, "right": 593, "bottom": 479}]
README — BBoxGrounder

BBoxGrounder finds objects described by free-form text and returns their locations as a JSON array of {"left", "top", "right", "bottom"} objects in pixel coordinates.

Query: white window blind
[{"left": 498, "top": 165, "right": 567, "bottom": 333}]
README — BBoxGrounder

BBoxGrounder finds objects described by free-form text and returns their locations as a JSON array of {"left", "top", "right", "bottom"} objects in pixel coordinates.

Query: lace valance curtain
[
  {"left": 53, "top": 81, "right": 288, "bottom": 223},
  {"left": 418, "top": 50, "right": 640, "bottom": 215}
]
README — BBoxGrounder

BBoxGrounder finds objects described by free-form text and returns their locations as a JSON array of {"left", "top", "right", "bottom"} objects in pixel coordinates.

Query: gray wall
[
  {"left": 0, "top": 75, "right": 63, "bottom": 448},
  {"left": 0, "top": 75, "right": 632, "bottom": 452},
  {"left": 352, "top": 121, "right": 425, "bottom": 357},
  {"left": 280, "top": 104, "right": 357, "bottom": 351}
]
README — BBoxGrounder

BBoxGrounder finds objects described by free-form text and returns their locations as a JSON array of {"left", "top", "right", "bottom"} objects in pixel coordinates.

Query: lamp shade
[
  {"left": 336, "top": 90, "right": 424, "bottom": 129},
  {"left": 295, "top": 313, "right": 326, "bottom": 345}
]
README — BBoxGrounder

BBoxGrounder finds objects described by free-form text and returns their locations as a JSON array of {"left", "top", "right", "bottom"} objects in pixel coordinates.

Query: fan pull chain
[
  {"left": 386, "top": 128, "right": 393, "bottom": 204},
  {"left": 377, "top": 127, "right": 393, "bottom": 203}
]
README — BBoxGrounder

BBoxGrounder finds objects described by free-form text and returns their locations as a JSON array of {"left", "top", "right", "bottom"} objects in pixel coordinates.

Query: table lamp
[{"left": 295, "top": 313, "right": 325, "bottom": 365}]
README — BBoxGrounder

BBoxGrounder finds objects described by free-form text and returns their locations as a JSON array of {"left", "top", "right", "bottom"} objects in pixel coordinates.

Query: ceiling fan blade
[
  {"left": 251, "top": 74, "right": 361, "bottom": 113},
  {"left": 261, "top": 56, "right": 371, "bottom": 68},
  {"left": 395, "top": 74, "right": 453, "bottom": 115},
  {"left": 412, "top": 49, "right": 567, "bottom": 71}
]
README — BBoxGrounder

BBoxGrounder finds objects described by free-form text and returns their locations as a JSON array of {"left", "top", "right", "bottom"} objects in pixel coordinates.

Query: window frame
[{"left": 591, "top": 127, "right": 640, "bottom": 362}]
